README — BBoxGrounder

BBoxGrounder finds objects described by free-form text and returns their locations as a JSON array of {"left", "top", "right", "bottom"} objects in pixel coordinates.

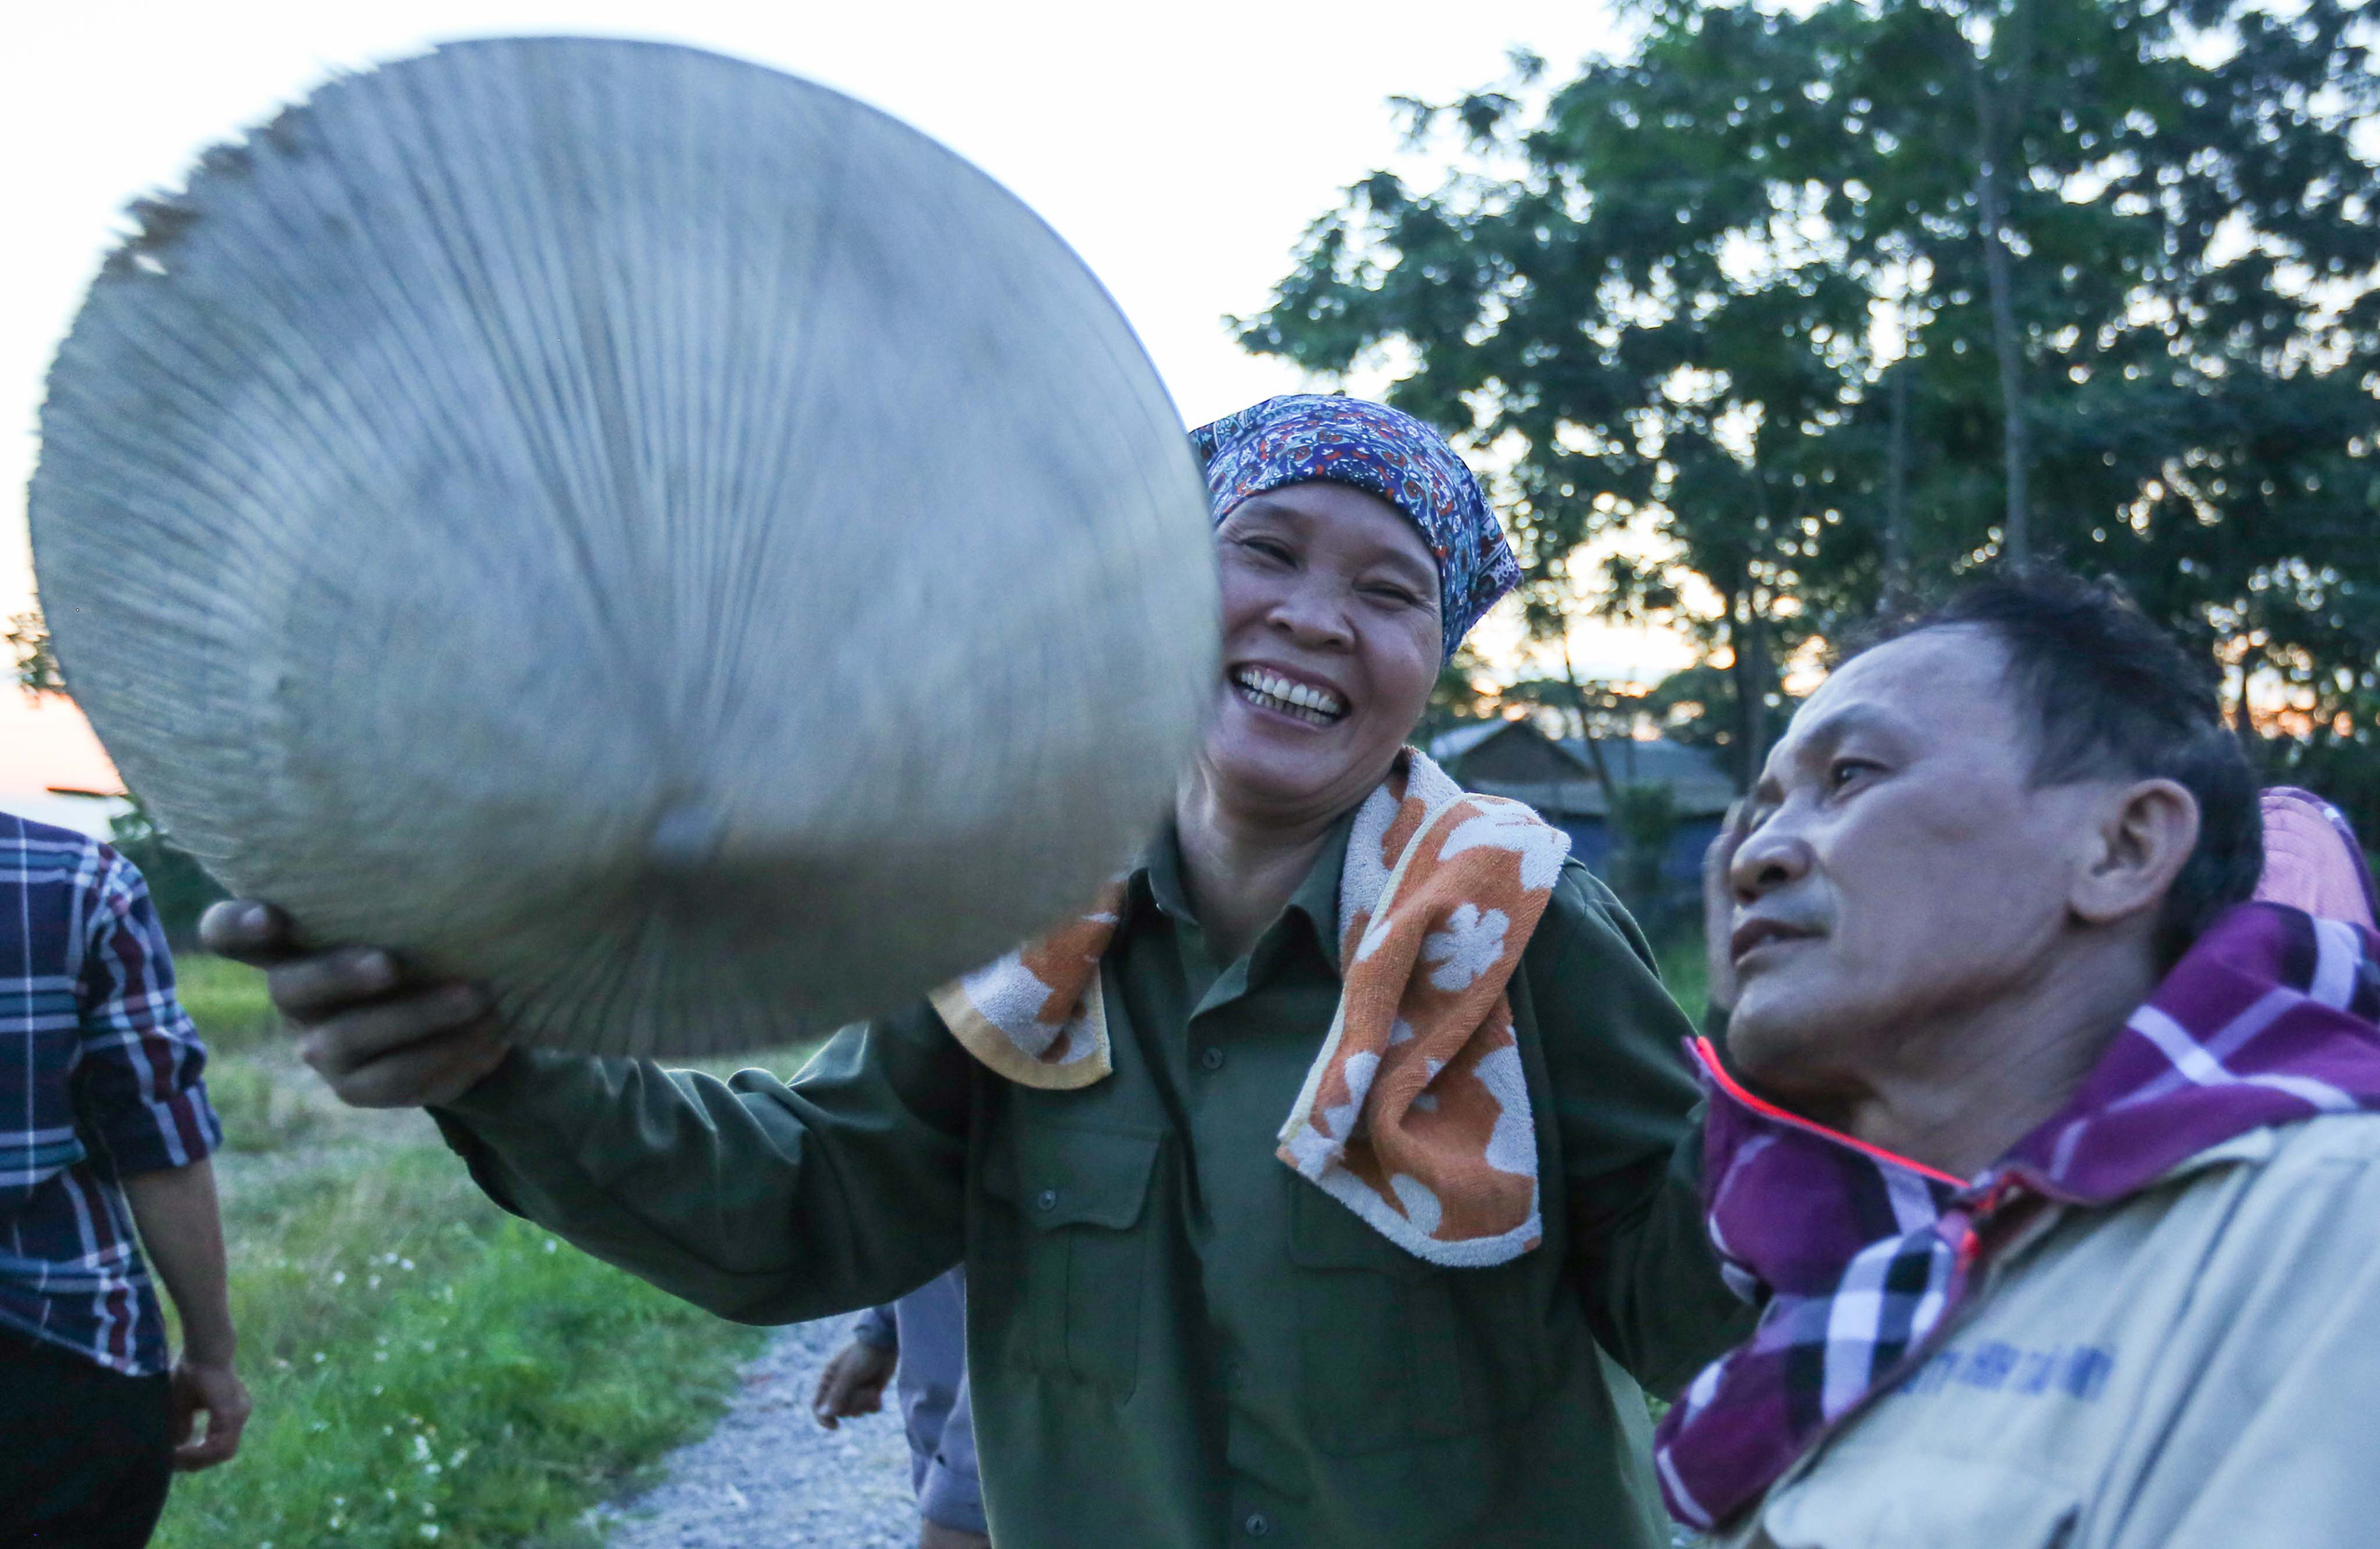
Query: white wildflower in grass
[{"left": 147, "top": 1126, "right": 777, "bottom": 1547}]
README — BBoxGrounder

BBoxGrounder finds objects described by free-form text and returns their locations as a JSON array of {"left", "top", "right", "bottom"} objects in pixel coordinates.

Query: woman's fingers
[
  {"left": 292, "top": 982, "right": 484, "bottom": 1070},
  {"left": 196, "top": 901, "right": 509, "bottom": 1107},
  {"left": 198, "top": 903, "right": 455, "bottom": 1030},
  {"left": 302, "top": 1013, "right": 511, "bottom": 1109},
  {"left": 196, "top": 899, "right": 298, "bottom": 967},
  {"left": 267, "top": 947, "right": 410, "bottom": 1025}
]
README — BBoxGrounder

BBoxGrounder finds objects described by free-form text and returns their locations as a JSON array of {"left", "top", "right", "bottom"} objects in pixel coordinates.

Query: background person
[
  {"left": 2, "top": 813, "right": 249, "bottom": 1549},
  {"left": 1659, "top": 571, "right": 2380, "bottom": 1548},
  {"left": 205, "top": 394, "right": 1749, "bottom": 1548},
  {"left": 813, "top": 1267, "right": 989, "bottom": 1549}
]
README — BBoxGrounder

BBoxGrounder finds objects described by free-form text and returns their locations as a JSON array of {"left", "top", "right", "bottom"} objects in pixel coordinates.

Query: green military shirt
[{"left": 434, "top": 814, "right": 1747, "bottom": 1546}]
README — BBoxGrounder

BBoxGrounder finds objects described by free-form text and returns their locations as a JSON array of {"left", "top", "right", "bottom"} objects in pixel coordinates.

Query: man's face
[{"left": 1726, "top": 627, "right": 2115, "bottom": 1096}]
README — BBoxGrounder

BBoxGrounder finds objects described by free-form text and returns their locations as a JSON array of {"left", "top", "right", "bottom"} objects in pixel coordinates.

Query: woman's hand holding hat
[{"left": 198, "top": 901, "right": 512, "bottom": 1109}]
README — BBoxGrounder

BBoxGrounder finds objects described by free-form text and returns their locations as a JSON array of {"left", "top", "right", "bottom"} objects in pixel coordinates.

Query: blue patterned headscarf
[{"left": 1190, "top": 394, "right": 1521, "bottom": 659}]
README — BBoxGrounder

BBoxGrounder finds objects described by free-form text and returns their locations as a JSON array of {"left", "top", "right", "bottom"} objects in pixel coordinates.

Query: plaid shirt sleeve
[
  {"left": 5, "top": 814, "right": 220, "bottom": 1373},
  {"left": 73, "top": 846, "right": 222, "bottom": 1177}
]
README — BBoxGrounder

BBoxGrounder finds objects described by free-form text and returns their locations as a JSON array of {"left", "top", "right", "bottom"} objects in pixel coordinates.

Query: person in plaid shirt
[{"left": 3, "top": 811, "right": 249, "bottom": 1547}]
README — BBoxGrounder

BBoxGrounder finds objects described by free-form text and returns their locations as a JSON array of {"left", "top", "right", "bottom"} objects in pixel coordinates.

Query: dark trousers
[{"left": 0, "top": 1329, "right": 173, "bottom": 1549}]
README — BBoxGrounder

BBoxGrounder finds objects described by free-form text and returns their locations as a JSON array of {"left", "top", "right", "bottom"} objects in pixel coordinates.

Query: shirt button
[
  {"left": 1035, "top": 1188, "right": 1059, "bottom": 1212},
  {"left": 1200, "top": 1045, "right": 1226, "bottom": 1071},
  {"left": 1243, "top": 1513, "right": 1271, "bottom": 1538}
]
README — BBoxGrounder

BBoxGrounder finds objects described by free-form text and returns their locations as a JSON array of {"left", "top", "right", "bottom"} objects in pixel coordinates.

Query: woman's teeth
[{"left": 1232, "top": 669, "right": 1346, "bottom": 727}]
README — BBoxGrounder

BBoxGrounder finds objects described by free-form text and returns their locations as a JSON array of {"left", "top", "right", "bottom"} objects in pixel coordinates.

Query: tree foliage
[
  {"left": 108, "top": 796, "right": 229, "bottom": 947},
  {"left": 1240, "top": 0, "right": 2380, "bottom": 805},
  {"left": 7, "top": 610, "right": 62, "bottom": 697}
]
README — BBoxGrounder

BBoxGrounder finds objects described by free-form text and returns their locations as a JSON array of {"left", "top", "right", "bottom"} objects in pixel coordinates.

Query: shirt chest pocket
[
  {"left": 1289, "top": 1182, "right": 1558, "bottom": 1455},
  {"left": 1752, "top": 1444, "right": 2082, "bottom": 1549},
  {"left": 977, "top": 1119, "right": 1162, "bottom": 1400}
]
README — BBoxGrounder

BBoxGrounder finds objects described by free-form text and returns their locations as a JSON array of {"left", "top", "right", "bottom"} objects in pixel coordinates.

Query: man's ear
[{"left": 2072, "top": 778, "right": 2201, "bottom": 927}]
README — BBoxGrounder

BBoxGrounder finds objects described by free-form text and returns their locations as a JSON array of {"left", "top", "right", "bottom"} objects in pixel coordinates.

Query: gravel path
[{"left": 596, "top": 1319, "right": 921, "bottom": 1549}]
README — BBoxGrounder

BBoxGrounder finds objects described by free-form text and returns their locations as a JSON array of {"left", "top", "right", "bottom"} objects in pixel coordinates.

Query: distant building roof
[
  {"left": 1433, "top": 719, "right": 1736, "bottom": 819},
  {"left": 1426, "top": 722, "right": 1512, "bottom": 762},
  {"left": 1558, "top": 735, "right": 1727, "bottom": 788}
]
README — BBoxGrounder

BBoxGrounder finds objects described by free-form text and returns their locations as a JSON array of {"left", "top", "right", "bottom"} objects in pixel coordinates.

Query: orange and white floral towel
[{"left": 932, "top": 748, "right": 1569, "bottom": 1267}]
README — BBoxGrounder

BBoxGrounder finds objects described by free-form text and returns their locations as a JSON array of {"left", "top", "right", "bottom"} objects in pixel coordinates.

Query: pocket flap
[
  {"left": 1764, "top": 1450, "right": 2080, "bottom": 1548},
  {"left": 1289, "top": 1177, "right": 1432, "bottom": 1280},
  {"left": 985, "top": 1120, "right": 1163, "bottom": 1232}
]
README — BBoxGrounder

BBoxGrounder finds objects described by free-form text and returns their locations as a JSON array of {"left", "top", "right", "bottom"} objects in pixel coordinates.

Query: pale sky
[{"left": 1, "top": 0, "right": 1691, "bottom": 834}]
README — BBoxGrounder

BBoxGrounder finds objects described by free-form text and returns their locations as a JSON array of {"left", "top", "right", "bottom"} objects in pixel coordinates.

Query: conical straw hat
[{"left": 31, "top": 38, "right": 1217, "bottom": 1057}]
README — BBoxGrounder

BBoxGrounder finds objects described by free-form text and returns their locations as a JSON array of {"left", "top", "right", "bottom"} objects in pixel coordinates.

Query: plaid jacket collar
[{"left": 1654, "top": 903, "right": 2380, "bottom": 1532}]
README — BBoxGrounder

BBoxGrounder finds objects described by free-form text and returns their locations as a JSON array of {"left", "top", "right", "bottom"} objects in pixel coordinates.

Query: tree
[
  {"left": 1420, "top": 645, "right": 1503, "bottom": 746},
  {"left": 105, "top": 797, "right": 229, "bottom": 947},
  {"left": 10, "top": 604, "right": 224, "bottom": 936},
  {"left": 7, "top": 609, "right": 62, "bottom": 697},
  {"left": 1238, "top": 0, "right": 2380, "bottom": 816}
]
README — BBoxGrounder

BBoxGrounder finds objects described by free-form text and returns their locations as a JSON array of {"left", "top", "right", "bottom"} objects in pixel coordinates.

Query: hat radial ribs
[{"left": 31, "top": 38, "right": 1217, "bottom": 1058}]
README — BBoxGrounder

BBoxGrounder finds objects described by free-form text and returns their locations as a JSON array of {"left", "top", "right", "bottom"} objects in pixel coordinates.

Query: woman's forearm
[
  {"left": 431, "top": 1022, "right": 972, "bottom": 1324},
  {"left": 123, "top": 1158, "right": 238, "bottom": 1364}
]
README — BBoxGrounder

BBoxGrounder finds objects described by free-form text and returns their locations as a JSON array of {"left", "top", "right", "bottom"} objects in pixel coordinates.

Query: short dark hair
[{"left": 1862, "top": 568, "right": 2263, "bottom": 964}]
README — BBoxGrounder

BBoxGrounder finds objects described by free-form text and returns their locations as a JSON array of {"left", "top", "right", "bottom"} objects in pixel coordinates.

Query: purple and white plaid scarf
[{"left": 1653, "top": 902, "right": 2380, "bottom": 1531}]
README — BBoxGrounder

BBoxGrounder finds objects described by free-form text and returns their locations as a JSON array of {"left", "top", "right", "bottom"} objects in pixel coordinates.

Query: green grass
[
  {"left": 156, "top": 1145, "right": 768, "bottom": 1549},
  {"left": 204, "top": 1056, "right": 329, "bottom": 1154},
  {"left": 160, "top": 950, "right": 800, "bottom": 1548},
  {"left": 178, "top": 956, "right": 324, "bottom": 1153},
  {"left": 178, "top": 952, "right": 281, "bottom": 1056},
  {"left": 1658, "top": 933, "right": 1712, "bottom": 1026}
]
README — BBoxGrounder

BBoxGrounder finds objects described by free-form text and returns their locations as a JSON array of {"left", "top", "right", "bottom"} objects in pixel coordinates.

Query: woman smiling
[{"left": 206, "top": 394, "right": 1746, "bottom": 1547}]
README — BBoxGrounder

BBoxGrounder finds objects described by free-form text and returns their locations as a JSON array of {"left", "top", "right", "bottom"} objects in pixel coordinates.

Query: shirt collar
[{"left": 1131, "top": 808, "right": 1357, "bottom": 979}]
